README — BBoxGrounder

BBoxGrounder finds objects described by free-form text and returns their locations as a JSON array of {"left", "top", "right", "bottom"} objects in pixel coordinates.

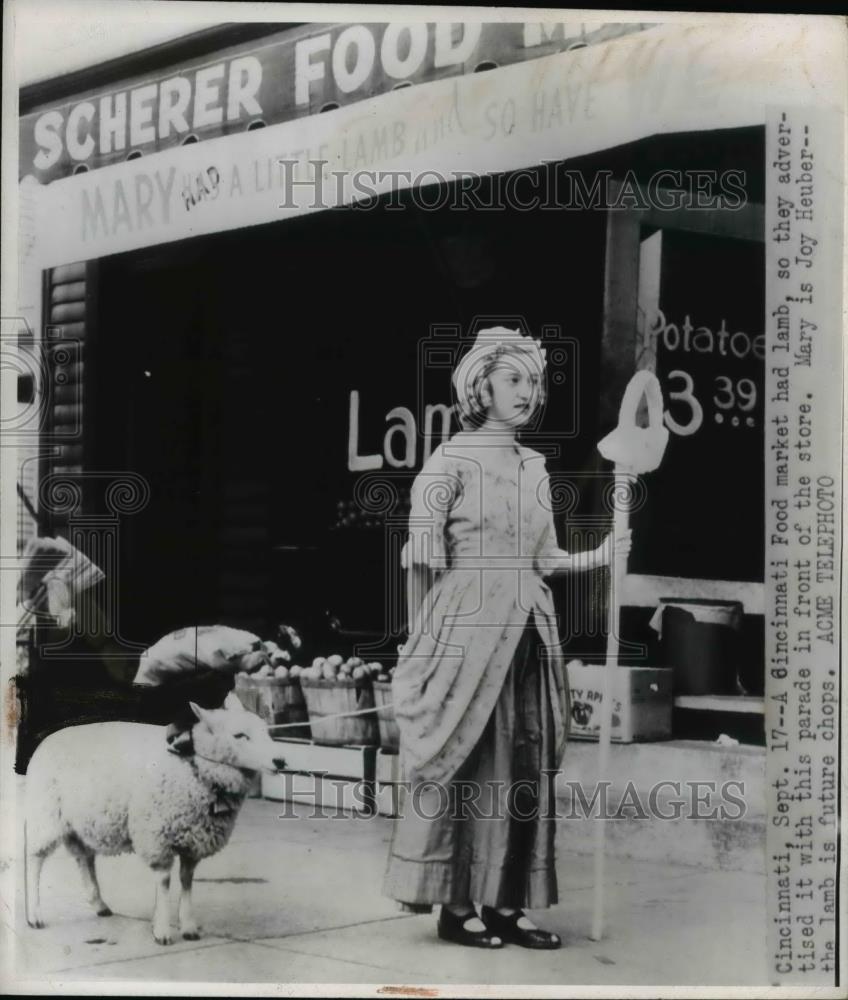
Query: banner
[{"left": 32, "top": 21, "right": 838, "bottom": 269}]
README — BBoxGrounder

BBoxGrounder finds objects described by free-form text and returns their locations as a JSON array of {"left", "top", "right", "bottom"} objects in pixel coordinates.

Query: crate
[
  {"left": 375, "top": 748, "right": 404, "bottom": 817},
  {"left": 234, "top": 675, "right": 311, "bottom": 739},
  {"left": 261, "top": 738, "right": 377, "bottom": 814},
  {"left": 566, "top": 664, "right": 672, "bottom": 743},
  {"left": 299, "top": 677, "right": 379, "bottom": 747},
  {"left": 372, "top": 680, "right": 399, "bottom": 753}
]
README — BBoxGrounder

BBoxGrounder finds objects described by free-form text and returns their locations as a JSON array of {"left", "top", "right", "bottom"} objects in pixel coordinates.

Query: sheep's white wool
[
  {"left": 27, "top": 722, "right": 249, "bottom": 866},
  {"left": 25, "top": 710, "right": 284, "bottom": 943}
]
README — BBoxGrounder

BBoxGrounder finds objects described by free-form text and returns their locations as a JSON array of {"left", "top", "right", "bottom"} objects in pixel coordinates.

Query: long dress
[{"left": 383, "top": 431, "right": 571, "bottom": 910}]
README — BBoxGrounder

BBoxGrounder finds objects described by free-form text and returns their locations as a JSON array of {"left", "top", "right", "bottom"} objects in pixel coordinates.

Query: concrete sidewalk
[{"left": 12, "top": 797, "right": 768, "bottom": 989}]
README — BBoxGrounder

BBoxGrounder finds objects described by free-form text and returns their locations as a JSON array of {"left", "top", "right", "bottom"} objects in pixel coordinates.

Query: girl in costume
[{"left": 383, "top": 327, "right": 631, "bottom": 949}]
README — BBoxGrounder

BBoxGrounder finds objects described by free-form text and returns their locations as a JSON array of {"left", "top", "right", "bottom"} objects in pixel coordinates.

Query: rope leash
[
  {"left": 189, "top": 701, "right": 395, "bottom": 771},
  {"left": 169, "top": 688, "right": 399, "bottom": 769},
  {"left": 266, "top": 701, "right": 395, "bottom": 733}
]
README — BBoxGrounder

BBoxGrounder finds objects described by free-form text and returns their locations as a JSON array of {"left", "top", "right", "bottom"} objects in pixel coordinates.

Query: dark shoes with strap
[
  {"left": 437, "top": 906, "right": 563, "bottom": 949},
  {"left": 480, "top": 906, "right": 563, "bottom": 949},
  {"left": 437, "top": 907, "right": 503, "bottom": 949}
]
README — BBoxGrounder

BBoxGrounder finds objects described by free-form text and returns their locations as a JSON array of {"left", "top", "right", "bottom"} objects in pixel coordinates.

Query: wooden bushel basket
[
  {"left": 372, "top": 680, "right": 399, "bottom": 753},
  {"left": 234, "top": 676, "right": 311, "bottom": 738},
  {"left": 252, "top": 677, "right": 311, "bottom": 738},
  {"left": 300, "top": 677, "right": 379, "bottom": 747}
]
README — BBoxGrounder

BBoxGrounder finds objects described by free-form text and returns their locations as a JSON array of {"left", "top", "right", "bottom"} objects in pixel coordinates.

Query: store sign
[
  {"left": 294, "top": 23, "right": 482, "bottom": 106},
  {"left": 30, "top": 57, "right": 264, "bottom": 172},
  {"left": 630, "top": 230, "right": 766, "bottom": 583},
  {"left": 21, "top": 22, "right": 648, "bottom": 183},
  {"left": 34, "top": 21, "right": 817, "bottom": 269},
  {"left": 646, "top": 307, "right": 765, "bottom": 437}
]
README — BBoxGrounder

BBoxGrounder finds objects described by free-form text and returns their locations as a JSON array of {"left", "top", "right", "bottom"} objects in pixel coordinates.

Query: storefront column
[{"left": 600, "top": 205, "right": 642, "bottom": 434}]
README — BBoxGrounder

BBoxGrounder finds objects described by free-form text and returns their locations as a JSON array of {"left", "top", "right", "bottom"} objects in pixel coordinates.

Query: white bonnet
[{"left": 452, "top": 327, "right": 547, "bottom": 426}]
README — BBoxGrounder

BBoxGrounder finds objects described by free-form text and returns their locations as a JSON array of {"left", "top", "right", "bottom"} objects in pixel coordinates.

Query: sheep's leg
[
  {"left": 151, "top": 864, "right": 174, "bottom": 945},
  {"left": 65, "top": 834, "right": 111, "bottom": 917},
  {"left": 25, "top": 847, "right": 51, "bottom": 929},
  {"left": 178, "top": 855, "right": 201, "bottom": 940}
]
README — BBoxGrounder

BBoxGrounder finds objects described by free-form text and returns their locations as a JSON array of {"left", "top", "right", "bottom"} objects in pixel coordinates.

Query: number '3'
[{"left": 664, "top": 370, "right": 703, "bottom": 436}]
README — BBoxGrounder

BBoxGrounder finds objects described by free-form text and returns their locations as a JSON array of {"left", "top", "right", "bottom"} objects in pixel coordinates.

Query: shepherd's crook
[{"left": 591, "top": 370, "right": 669, "bottom": 942}]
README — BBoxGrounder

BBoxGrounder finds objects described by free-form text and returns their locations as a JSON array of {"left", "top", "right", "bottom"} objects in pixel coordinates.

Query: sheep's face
[{"left": 190, "top": 703, "right": 287, "bottom": 774}]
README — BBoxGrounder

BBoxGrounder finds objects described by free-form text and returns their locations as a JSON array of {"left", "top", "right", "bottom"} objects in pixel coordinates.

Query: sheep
[{"left": 25, "top": 701, "right": 287, "bottom": 944}]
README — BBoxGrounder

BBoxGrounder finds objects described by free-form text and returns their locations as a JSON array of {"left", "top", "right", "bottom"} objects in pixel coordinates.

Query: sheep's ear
[{"left": 189, "top": 701, "right": 208, "bottom": 723}]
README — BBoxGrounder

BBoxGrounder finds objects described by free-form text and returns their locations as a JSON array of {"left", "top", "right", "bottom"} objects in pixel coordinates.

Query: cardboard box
[{"left": 566, "top": 664, "right": 672, "bottom": 743}]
